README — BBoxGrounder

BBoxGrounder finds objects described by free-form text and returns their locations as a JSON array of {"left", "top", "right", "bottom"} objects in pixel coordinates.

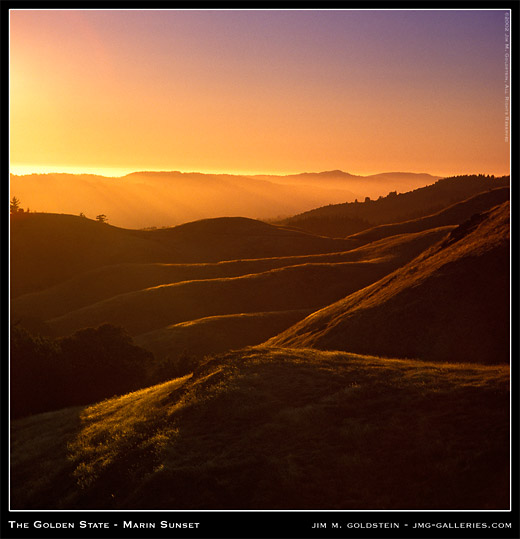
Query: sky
[{"left": 9, "top": 9, "right": 511, "bottom": 177}]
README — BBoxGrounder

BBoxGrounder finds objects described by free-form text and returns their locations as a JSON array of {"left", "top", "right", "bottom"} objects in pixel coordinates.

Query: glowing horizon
[
  {"left": 9, "top": 163, "right": 511, "bottom": 180},
  {"left": 10, "top": 10, "right": 511, "bottom": 179}
]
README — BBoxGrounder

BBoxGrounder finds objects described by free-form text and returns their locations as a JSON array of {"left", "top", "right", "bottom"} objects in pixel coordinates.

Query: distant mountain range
[{"left": 10, "top": 170, "right": 439, "bottom": 229}]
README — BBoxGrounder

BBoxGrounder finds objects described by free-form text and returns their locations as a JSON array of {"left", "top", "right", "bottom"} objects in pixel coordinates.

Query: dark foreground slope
[
  {"left": 10, "top": 347, "right": 509, "bottom": 510},
  {"left": 269, "top": 202, "right": 510, "bottom": 364}
]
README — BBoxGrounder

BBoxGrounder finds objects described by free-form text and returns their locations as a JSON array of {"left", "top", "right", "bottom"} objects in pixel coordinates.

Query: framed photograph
[{"left": 4, "top": 4, "right": 517, "bottom": 538}]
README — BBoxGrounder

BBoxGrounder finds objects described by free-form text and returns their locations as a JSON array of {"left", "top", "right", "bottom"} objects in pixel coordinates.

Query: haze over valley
[{"left": 10, "top": 170, "right": 439, "bottom": 229}]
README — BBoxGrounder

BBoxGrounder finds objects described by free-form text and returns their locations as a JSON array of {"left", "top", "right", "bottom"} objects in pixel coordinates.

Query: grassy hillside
[
  {"left": 43, "top": 227, "right": 451, "bottom": 337},
  {"left": 279, "top": 175, "right": 510, "bottom": 237},
  {"left": 348, "top": 186, "right": 510, "bottom": 243},
  {"left": 46, "top": 260, "right": 401, "bottom": 337},
  {"left": 10, "top": 213, "right": 173, "bottom": 297},
  {"left": 10, "top": 213, "right": 354, "bottom": 298},
  {"left": 139, "top": 216, "right": 354, "bottom": 261},
  {"left": 10, "top": 347, "right": 509, "bottom": 510},
  {"left": 269, "top": 202, "right": 510, "bottom": 364},
  {"left": 12, "top": 226, "right": 452, "bottom": 322}
]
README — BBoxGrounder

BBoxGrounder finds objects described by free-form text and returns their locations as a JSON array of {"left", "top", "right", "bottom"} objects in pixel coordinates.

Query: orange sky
[{"left": 9, "top": 10, "right": 511, "bottom": 177}]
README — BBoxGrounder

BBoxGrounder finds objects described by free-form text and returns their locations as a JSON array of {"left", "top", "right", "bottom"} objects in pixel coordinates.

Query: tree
[
  {"left": 96, "top": 214, "right": 108, "bottom": 223},
  {"left": 57, "top": 324, "right": 151, "bottom": 403},
  {"left": 10, "top": 196, "right": 21, "bottom": 214},
  {"left": 10, "top": 324, "right": 153, "bottom": 418}
]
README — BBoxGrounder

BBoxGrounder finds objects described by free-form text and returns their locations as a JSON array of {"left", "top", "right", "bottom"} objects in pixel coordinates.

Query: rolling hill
[
  {"left": 34, "top": 227, "right": 450, "bottom": 338},
  {"left": 252, "top": 170, "right": 439, "bottom": 199},
  {"left": 279, "top": 174, "right": 510, "bottom": 237},
  {"left": 45, "top": 260, "right": 409, "bottom": 337},
  {"left": 12, "top": 225, "right": 452, "bottom": 322},
  {"left": 138, "top": 216, "right": 354, "bottom": 262},
  {"left": 134, "top": 310, "right": 313, "bottom": 361},
  {"left": 10, "top": 212, "right": 172, "bottom": 298},
  {"left": 347, "top": 186, "right": 510, "bottom": 243},
  {"left": 268, "top": 202, "right": 510, "bottom": 364},
  {"left": 10, "top": 213, "right": 354, "bottom": 298},
  {"left": 10, "top": 347, "right": 509, "bottom": 510}
]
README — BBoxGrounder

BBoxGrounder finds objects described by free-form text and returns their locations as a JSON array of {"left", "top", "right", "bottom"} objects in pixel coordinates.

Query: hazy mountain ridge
[
  {"left": 279, "top": 174, "right": 510, "bottom": 237},
  {"left": 10, "top": 170, "right": 442, "bottom": 229},
  {"left": 252, "top": 170, "right": 439, "bottom": 192},
  {"left": 348, "top": 186, "right": 510, "bottom": 243},
  {"left": 12, "top": 169, "right": 424, "bottom": 229}
]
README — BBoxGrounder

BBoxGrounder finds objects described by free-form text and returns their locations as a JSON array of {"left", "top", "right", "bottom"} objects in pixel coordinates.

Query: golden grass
[
  {"left": 67, "top": 376, "right": 190, "bottom": 490},
  {"left": 10, "top": 376, "right": 190, "bottom": 509}
]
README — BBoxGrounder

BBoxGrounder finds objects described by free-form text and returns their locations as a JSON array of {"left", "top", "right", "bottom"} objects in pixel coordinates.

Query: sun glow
[{"left": 9, "top": 10, "right": 510, "bottom": 182}]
